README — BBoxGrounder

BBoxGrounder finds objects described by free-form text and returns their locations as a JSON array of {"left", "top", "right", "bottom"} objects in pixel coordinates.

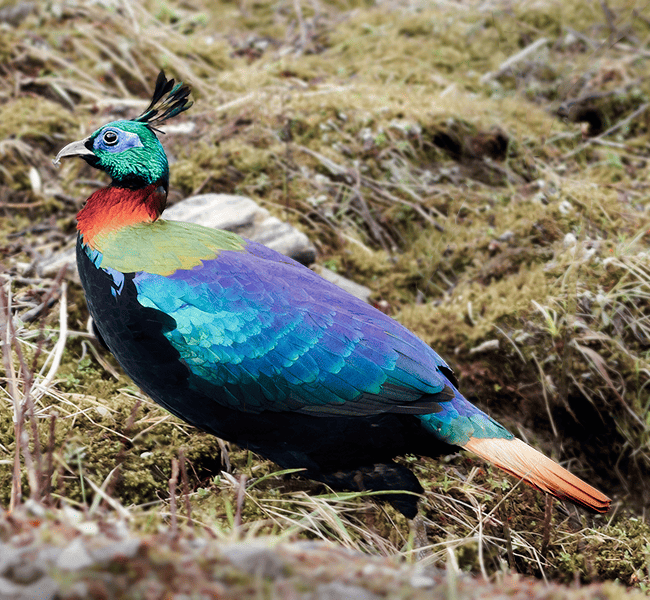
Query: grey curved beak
[{"left": 53, "top": 137, "right": 94, "bottom": 166}]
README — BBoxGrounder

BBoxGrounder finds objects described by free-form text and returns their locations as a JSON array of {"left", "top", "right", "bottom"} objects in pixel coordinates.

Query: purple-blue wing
[{"left": 133, "top": 239, "right": 455, "bottom": 417}]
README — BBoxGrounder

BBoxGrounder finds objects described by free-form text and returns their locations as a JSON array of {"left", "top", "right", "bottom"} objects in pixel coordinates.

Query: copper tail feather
[{"left": 463, "top": 437, "right": 611, "bottom": 513}]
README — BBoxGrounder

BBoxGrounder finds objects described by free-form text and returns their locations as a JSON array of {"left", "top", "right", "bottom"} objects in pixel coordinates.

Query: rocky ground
[
  {"left": 0, "top": 0, "right": 649, "bottom": 596},
  {"left": 1, "top": 504, "right": 647, "bottom": 600}
]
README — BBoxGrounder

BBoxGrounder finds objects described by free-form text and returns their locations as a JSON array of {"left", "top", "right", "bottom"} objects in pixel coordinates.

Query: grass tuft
[{"left": 0, "top": 0, "right": 649, "bottom": 594}]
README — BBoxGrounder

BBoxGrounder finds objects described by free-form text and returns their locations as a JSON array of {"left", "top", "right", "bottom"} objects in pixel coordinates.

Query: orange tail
[{"left": 464, "top": 437, "right": 611, "bottom": 513}]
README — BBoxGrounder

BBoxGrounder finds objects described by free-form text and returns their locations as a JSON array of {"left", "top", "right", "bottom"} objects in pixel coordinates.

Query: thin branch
[{"left": 33, "top": 282, "right": 68, "bottom": 399}]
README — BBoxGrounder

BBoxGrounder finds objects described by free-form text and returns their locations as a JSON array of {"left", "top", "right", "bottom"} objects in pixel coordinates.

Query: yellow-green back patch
[{"left": 95, "top": 220, "right": 245, "bottom": 275}]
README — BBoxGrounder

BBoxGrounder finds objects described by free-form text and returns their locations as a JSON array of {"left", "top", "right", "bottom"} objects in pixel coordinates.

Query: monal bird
[{"left": 55, "top": 72, "right": 610, "bottom": 518}]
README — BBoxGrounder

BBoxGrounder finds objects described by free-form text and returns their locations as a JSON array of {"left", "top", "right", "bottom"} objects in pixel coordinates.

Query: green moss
[
  {"left": 1, "top": 0, "right": 649, "bottom": 591},
  {"left": 0, "top": 97, "right": 75, "bottom": 145}
]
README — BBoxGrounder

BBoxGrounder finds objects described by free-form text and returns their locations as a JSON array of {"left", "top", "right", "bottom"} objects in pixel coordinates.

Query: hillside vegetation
[{"left": 0, "top": 0, "right": 649, "bottom": 596}]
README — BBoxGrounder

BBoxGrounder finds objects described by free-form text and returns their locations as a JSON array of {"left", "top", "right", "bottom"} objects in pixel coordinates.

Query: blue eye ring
[
  {"left": 93, "top": 127, "right": 143, "bottom": 153},
  {"left": 102, "top": 130, "right": 119, "bottom": 146}
]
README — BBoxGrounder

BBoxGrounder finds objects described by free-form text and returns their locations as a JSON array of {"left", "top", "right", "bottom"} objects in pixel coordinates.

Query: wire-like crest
[{"left": 134, "top": 71, "right": 193, "bottom": 131}]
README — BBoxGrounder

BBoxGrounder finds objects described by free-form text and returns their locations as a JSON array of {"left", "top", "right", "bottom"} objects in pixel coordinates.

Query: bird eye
[{"left": 102, "top": 130, "right": 119, "bottom": 146}]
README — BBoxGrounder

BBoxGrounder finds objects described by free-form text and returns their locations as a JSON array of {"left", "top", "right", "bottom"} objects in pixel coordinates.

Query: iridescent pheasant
[{"left": 54, "top": 72, "right": 610, "bottom": 517}]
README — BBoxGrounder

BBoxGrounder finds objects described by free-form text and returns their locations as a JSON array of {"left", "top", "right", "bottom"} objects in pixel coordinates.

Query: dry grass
[{"left": 1, "top": 0, "right": 650, "bottom": 595}]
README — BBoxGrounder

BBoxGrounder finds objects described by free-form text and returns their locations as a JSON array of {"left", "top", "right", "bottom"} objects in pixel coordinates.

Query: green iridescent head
[
  {"left": 77, "top": 120, "right": 169, "bottom": 187},
  {"left": 54, "top": 71, "right": 192, "bottom": 190}
]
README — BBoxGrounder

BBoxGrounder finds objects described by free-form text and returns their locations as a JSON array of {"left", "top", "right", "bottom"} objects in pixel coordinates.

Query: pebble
[
  {"left": 90, "top": 538, "right": 142, "bottom": 565},
  {"left": 225, "top": 543, "right": 287, "bottom": 579},
  {"left": 469, "top": 339, "right": 500, "bottom": 355},
  {"left": 0, "top": 545, "right": 25, "bottom": 576},
  {"left": 563, "top": 232, "right": 577, "bottom": 248},
  {"left": 4, "top": 562, "right": 44, "bottom": 585},
  {"left": 0, "top": 2, "right": 35, "bottom": 27},
  {"left": 0, "top": 575, "right": 58, "bottom": 600},
  {"left": 312, "top": 265, "right": 371, "bottom": 303},
  {"left": 312, "top": 582, "right": 380, "bottom": 600},
  {"left": 388, "top": 120, "right": 421, "bottom": 137},
  {"left": 56, "top": 538, "right": 94, "bottom": 571},
  {"left": 23, "top": 499, "right": 47, "bottom": 518}
]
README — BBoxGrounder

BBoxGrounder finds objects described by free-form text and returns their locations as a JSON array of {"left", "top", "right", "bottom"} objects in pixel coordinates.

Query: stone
[
  {"left": 89, "top": 539, "right": 142, "bottom": 565},
  {"left": 0, "top": 2, "right": 36, "bottom": 27},
  {"left": 312, "top": 582, "right": 379, "bottom": 600},
  {"left": 163, "top": 194, "right": 316, "bottom": 265},
  {"left": 563, "top": 232, "right": 577, "bottom": 248},
  {"left": 312, "top": 266, "right": 371, "bottom": 304},
  {"left": 0, "top": 575, "right": 58, "bottom": 600},
  {"left": 469, "top": 339, "right": 500, "bottom": 355},
  {"left": 225, "top": 543, "right": 288, "bottom": 579},
  {"left": 0, "top": 544, "right": 17, "bottom": 575},
  {"left": 409, "top": 574, "right": 435, "bottom": 588},
  {"left": 55, "top": 537, "right": 94, "bottom": 571},
  {"left": 4, "top": 562, "right": 44, "bottom": 585}
]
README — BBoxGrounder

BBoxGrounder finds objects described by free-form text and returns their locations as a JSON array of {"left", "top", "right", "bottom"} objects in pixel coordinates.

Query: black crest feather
[{"left": 134, "top": 70, "right": 193, "bottom": 130}]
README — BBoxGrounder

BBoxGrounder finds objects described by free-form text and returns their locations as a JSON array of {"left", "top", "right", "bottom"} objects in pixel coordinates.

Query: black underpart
[
  {"left": 77, "top": 239, "right": 456, "bottom": 517},
  {"left": 315, "top": 462, "right": 424, "bottom": 519},
  {"left": 91, "top": 319, "right": 109, "bottom": 350}
]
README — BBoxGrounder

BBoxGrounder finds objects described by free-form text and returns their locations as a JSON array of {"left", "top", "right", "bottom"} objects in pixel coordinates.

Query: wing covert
[{"left": 132, "top": 238, "right": 453, "bottom": 417}]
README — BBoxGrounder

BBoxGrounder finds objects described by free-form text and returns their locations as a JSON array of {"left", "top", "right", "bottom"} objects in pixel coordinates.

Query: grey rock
[
  {"left": 0, "top": 575, "right": 58, "bottom": 600},
  {"left": 311, "top": 582, "right": 379, "bottom": 600},
  {"left": 89, "top": 538, "right": 142, "bottom": 565},
  {"left": 22, "top": 500, "right": 46, "bottom": 519},
  {"left": 36, "top": 547, "right": 62, "bottom": 566},
  {"left": 41, "top": 193, "right": 317, "bottom": 280},
  {"left": 3, "top": 562, "right": 44, "bottom": 585},
  {"left": 65, "top": 582, "right": 89, "bottom": 598},
  {"left": 312, "top": 266, "right": 371, "bottom": 304},
  {"left": 409, "top": 574, "right": 435, "bottom": 588},
  {"left": 469, "top": 339, "right": 500, "bottom": 355},
  {"left": 225, "top": 543, "right": 287, "bottom": 579},
  {"left": 563, "top": 232, "right": 577, "bottom": 248},
  {"left": 0, "top": 2, "right": 36, "bottom": 27},
  {"left": 0, "top": 545, "right": 27, "bottom": 577},
  {"left": 42, "top": 193, "right": 373, "bottom": 305},
  {"left": 163, "top": 194, "right": 316, "bottom": 265},
  {"left": 55, "top": 537, "right": 93, "bottom": 571}
]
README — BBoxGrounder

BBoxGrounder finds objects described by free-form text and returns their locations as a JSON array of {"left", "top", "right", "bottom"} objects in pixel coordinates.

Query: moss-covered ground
[{"left": 0, "top": 0, "right": 649, "bottom": 596}]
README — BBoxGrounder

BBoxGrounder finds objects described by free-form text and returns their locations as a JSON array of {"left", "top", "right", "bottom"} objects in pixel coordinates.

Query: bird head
[
  {"left": 54, "top": 71, "right": 192, "bottom": 190},
  {"left": 55, "top": 120, "right": 169, "bottom": 189}
]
